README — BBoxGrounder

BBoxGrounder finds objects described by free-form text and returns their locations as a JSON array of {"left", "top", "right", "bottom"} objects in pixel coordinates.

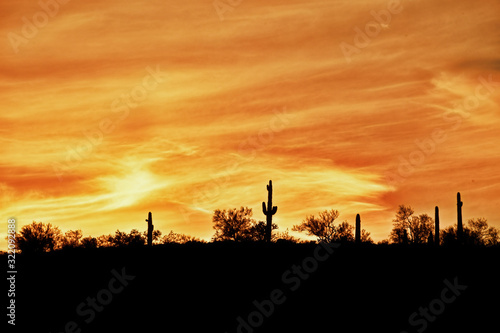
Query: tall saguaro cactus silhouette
[
  {"left": 457, "top": 192, "right": 463, "bottom": 244},
  {"left": 145, "top": 212, "right": 154, "bottom": 246},
  {"left": 262, "top": 180, "right": 277, "bottom": 242},
  {"left": 435, "top": 206, "right": 440, "bottom": 245},
  {"left": 355, "top": 214, "right": 361, "bottom": 244}
]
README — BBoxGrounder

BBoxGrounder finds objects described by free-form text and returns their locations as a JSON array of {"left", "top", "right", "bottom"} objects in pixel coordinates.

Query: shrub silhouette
[
  {"left": 149, "top": 229, "right": 162, "bottom": 245},
  {"left": 60, "top": 229, "right": 83, "bottom": 249},
  {"left": 80, "top": 236, "right": 98, "bottom": 249},
  {"left": 15, "top": 221, "right": 62, "bottom": 254},
  {"left": 441, "top": 218, "right": 500, "bottom": 246},
  {"left": 467, "top": 218, "right": 500, "bottom": 246},
  {"left": 274, "top": 228, "right": 301, "bottom": 243},
  {"left": 360, "top": 229, "right": 373, "bottom": 244},
  {"left": 100, "top": 229, "right": 146, "bottom": 247},
  {"left": 292, "top": 209, "right": 366, "bottom": 243},
  {"left": 249, "top": 220, "right": 278, "bottom": 241},
  {"left": 162, "top": 230, "right": 204, "bottom": 244},
  {"left": 292, "top": 209, "right": 339, "bottom": 242},
  {"left": 212, "top": 207, "right": 277, "bottom": 242},
  {"left": 389, "top": 205, "right": 433, "bottom": 245}
]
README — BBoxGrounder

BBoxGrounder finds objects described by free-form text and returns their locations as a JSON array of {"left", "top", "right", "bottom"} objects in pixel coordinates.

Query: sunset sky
[{"left": 1, "top": 0, "right": 499, "bottom": 249}]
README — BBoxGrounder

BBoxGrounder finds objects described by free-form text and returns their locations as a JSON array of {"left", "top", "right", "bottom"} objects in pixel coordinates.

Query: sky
[{"left": 1, "top": 0, "right": 499, "bottom": 249}]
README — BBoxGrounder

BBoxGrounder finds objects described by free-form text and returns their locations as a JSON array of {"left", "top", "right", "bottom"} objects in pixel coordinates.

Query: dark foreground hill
[{"left": 7, "top": 243, "right": 499, "bottom": 332}]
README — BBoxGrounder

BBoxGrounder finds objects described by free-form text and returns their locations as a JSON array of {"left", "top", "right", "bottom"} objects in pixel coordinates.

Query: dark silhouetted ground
[{"left": 7, "top": 243, "right": 499, "bottom": 332}]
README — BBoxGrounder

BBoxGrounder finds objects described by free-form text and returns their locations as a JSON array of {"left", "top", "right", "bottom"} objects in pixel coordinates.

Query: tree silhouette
[
  {"left": 389, "top": 205, "right": 413, "bottom": 244},
  {"left": 334, "top": 221, "right": 355, "bottom": 242},
  {"left": 248, "top": 220, "right": 278, "bottom": 242},
  {"left": 212, "top": 207, "right": 276, "bottom": 242},
  {"left": 60, "top": 229, "right": 83, "bottom": 249},
  {"left": 162, "top": 230, "right": 204, "bottom": 244},
  {"left": 123, "top": 229, "right": 145, "bottom": 246},
  {"left": 292, "top": 210, "right": 362, "bottom": 243},
  {"left": 85, "top": 229, "right": 162, "bottom": 248},
  {"left": 360, "top": 229, "right": 374, "bottom": 244},
  {"left": 15, "top": 221, "right": 62, "bottom": 254},
  {"left": 274, "top": 228, "right": 301, "bottom": 243},
  {"left": 145, "top": 229, "right": 162, "bottom": 245},
  {"left": 441, "top": 219, "right": 500, "bottom": 246},
  {"left": 389, "top": 205, "right": 433, "bottom": 245},
  {"left": 292, "top": 209, "right": 339, "bottom": 243},
  {"left": 102, "top": 229, "right": 147, "bottom": 247},
  {"left": 484, "top": 224, "right": 500, "bottom": 246},
  {"left": 80, "top": 236, "right": 98, "bottom": 249},
  {"left": 412, "top": 214, "right": 433, "bottom": 244},
  {"left": 466, "top": 218, "right": 500, "bottom": 246},
  {"left": 212, "top": 207, "right": 254, "bottom": 241},
  {"left": 96, "top": 234, "right": 112, "bottom": 247},
  {"left": 109, "top": 230, "right": 130, "bottom": 246},
  {"left": 440, "top": 225, "right": 457, "bottom": 245}
]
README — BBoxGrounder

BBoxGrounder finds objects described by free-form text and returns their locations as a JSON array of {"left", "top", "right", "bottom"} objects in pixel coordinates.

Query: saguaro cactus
[
  {"left": 262, "top": 180, "right": 277, "bottom": 242},
  {"left": 457, "top": 192, "right": 463, "bottom": 243},
  {"left": 145, "top": 212, "right": 154, "bottom": 246},
  {"left": 355, "top": 214, "right": 361, "bottom": 244},
  {"left": 435, "top": 206, "right": 440, "bottom": 245}
]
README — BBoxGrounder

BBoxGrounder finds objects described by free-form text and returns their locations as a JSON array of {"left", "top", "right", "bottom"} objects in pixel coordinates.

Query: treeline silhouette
[
  {"left": 10, "top": 221, "right": 204, "bottom": 254},
  {"left": 9, "top": 181, "right": 499, "bottom": 253},
  {"left": 11, "top": 205, "right": 499, "bottom": 254}
]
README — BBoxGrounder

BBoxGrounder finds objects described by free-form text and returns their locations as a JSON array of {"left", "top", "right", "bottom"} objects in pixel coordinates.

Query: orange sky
[{"left": 1, "top": 0, "right": 499, "bottom": 249}]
